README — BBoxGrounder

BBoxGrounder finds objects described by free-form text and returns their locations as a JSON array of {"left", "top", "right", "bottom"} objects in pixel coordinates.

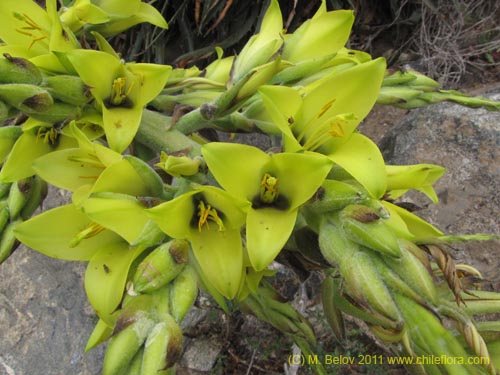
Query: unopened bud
[
  {"left": 132, "top": 239, "right": 189, "bottom": 293},
  {"left": 156, "top": 152, "right": 201, "bottom": 178},
  {"left": 0, "top": 54, "right": 42, "bottom": 85}
]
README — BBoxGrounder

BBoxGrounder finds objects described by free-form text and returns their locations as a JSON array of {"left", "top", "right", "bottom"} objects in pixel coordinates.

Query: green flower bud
[
  {"left": 156, "top": 152, "right": 201, "bottom": 178},
  {"left": 0, "top": 53, "right": 42, "bottom": 85}
]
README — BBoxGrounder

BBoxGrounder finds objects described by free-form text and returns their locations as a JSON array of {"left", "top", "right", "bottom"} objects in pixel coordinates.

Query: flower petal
[
  {"left": 386, "top": 164, "right": 445, "bottom": 203},
  {"left": 85, "top": 241, "right": 145, "bottom": 324},
  {"left": 1, "top": 130, "right": 56, "bottom": 182},
  {"left": 328, "top": 133, "right": 387, "bottom": 199},
  {"left": 270, "top": 152, "right": 332, "bottom": 209},
  {"left": 147, "top": 191, "right": 197, "bottom": 239},
  {"left": 91, "top": 158, "right": 151, "bottom": 196},
  {"left": 0, "top": 0, "right": 51, "bottom": 55},
  {"left": 126, "top": 62, "right": 172, "bottom": 106},
  {"left": 66, "top": 49, "right": 123, "bottom": 100},
  {"left": 283, "top": 10, "right": 354, "bottom": 62},
  {"left": 102, "top": 105, "right": 142, "bottom": 152},
  {"left": 202, "top": 143, "right": 269, "bottom": 201},
  {"left": 259, "top": 85, "right": 303, "bottom": 152},
  {"left": 33, "top": 148, "right": 105, "bottom": 191},
  {"left": 246, "top": 208, "right": 297, "bottom": 271},
  {"left": 383, "top": 201, "right": 443, "bottom": 239},
  {"left": 299, "top": 58, "right": 386, "bottom": 146},
  {"left": 190, "top": 228, "right": 243, "bottom": 299},
  {"left": 14, "top": 204, "right": 121, "bottom": 260},
  {"left": 197, "top": 185, "right": 248, "bottom": 229},
  {"left": 82, "top": 195, "right": 150, "bottom": 244}
]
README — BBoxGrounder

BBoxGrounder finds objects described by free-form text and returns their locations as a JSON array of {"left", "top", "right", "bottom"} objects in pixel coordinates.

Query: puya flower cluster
[{"left": 0, "top": 1, "right": 500, "bottom": 375}]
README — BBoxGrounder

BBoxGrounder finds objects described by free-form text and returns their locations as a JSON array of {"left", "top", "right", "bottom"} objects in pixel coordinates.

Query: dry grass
[{"left": 101, "top": 0, "right": 500, "bottom": 86}]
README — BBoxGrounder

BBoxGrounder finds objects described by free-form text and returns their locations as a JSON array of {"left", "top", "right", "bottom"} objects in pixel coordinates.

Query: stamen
[
  {"left": 295, "top": 99, "right": 339, "bottom": 145},
  {"left": 301, "top": 113, "right": 357, "bottom": 151},
  {"left": 14, "top": 12, "right": 48, "bottom": 49},
  {"left": 36, "top": 127, "right": 59, "bottom": 145},
  {"left": 197, "top": 200, "right": 225, "bottom": 232},
  {"left": 260, "top": 173, "right": 279, "bottom": 204},
  {"left": 109, "top": 77, "right": 134, "bottom": 106},
  {"left": 67, "top": 153, "right": 106, "bottom": 169},
  {"left": 69, "top": 222, "right": 106, "bottom": 247},
  {"left": 316, "top": 99, "right": 335, "bottom": 119}
]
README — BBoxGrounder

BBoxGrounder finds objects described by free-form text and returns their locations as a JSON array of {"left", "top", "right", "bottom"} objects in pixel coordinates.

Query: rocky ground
[{"left": 1, "top": 83, "right": 500, "bottom": 375}]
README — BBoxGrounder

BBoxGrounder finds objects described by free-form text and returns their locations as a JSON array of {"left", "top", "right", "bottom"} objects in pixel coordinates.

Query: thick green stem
[
  {"left": 136, "top": 109, "right": 201, "bottom": 157},
  {"left": 171, "top": 107, "right": 214, "bottom": 134}
]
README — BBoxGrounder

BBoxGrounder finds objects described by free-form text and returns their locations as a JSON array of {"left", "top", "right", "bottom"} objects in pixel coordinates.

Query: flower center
[
  {"left": 14, "top": 12, "right": 48, "bottom": 49},
  {"left": 104, "top": 77, "right": 134, "bottom": 108},
  {"left": 295, "top": 111, "right": 357, "bottom": 151},
  {"left": 67, "top": 153, "right": 106, "bottom": 180},
  {"left": 36, "top": 127, "right": 59, "bottom": 147},
  {"left": 197, "top": 200, "right": 225, "bottom": 232},
  {"left": 69, "top": 222, "right": 106, "bottom": 247},
  {"left": 260, "top": 173, "right": 279, "bottom": 204},
  {"left": 252, "top": 173, "right": 290, "bottom": 210}
]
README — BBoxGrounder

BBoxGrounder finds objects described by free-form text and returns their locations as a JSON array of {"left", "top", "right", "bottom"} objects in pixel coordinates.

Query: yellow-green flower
[
  {"left": 282, "top": 5, "right": 354, "bottom": 63},
  {"left": 231, "top": 0, "right": 282, "bottom": 83},
  {"left": 66, "top": 49, "right": 171, "bottom": 152},
  {"left": 385, "top": 164, "right": 446, "bottom": 203},
  {"left": 0, "top": 0, "right": 79, "bottom": 72},
  {"left": 202, "top": 142, "right": 332, "bottom": 271},
  {"left": 60, "top": 0, "right": 168, "bottom": 36},
  {"left": 148, "top": 186, "right": 248, "bottom": 299},
  {"left": 0, "top": 117, "right": 95, "bottom": 182},
  {"left": 24, "top": 122, "right": 120, "bottom": 196},
  {"left": 14, "top": 203, "right": 144, "bottom": 324},
  {"left": 260, "top": 57, "right": 388, "bottom": 198}
]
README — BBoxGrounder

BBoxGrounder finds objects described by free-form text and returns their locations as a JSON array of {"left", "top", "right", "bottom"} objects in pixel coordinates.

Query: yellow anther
[
  {"left": 69, "top": 222, "right": 106, "bottom": 248},
  {"left": 260, "top": 173, "right": 279, "bottom": 204},
  {"left": 28, "top": 35, "right": 48, "bottom": 49},
  {"left": 197, "top": 200, "right": 225, "bottom": 232},
  {"left": 14, "top": 12, "right": 48, "bottom": 49},
  {"left": 316, "top": 99, "right": 335, "bottom": 119},
  {"left": 110, "top": 77, "right": 134, "bottom": 106},
  {"left": 67, "top": 154, "right": 106, "bottom": 169},
  {"left": 36, "top": 127, "right": 59, "bottom": 145},
  {"left": 328, "top": 118, "right": 345, "bottom": 138}
]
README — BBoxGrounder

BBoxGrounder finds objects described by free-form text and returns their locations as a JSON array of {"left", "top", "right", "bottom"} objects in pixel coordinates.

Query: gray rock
[
  {"left": 179, "top": 337, "right": 224, "bottom": 373},
  {"left": 0, "top": 189, "right": 105, "bottom": 375},
  {"left": 0, "top": 247, "right": 105, "bottom": 375},
  {"left": 379, "top": 87, "right": 500, "bottom": 286}
]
